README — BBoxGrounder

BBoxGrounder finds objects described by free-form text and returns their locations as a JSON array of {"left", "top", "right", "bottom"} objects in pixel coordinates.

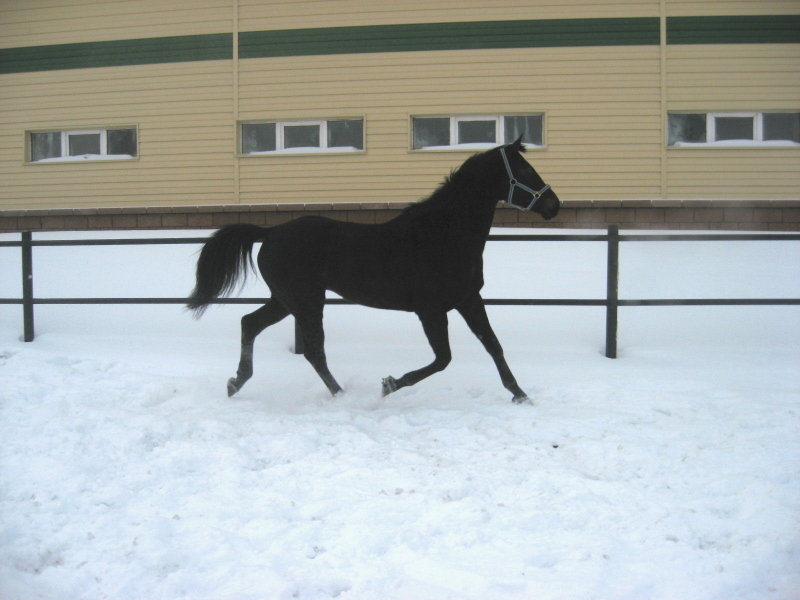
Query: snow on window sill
[
  {"left": 31, "top": 154, "right": 137, "bottom": 163},
  {"left": 242, "top": 146, "right": 364, "bottom": 156},
  {"left": 669, "top": 140, "right": 800, "bottom": 148},
  {"left": 414, "top": 143, "right": 545, "bottom": 152}
]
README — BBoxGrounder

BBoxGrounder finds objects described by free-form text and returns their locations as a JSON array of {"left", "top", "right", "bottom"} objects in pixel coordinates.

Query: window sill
[
  {"left": 27, "top": 154, "right": 138, "bottom": 164},
  {"left": 411, "top": 143, "right": 545, "bottom": 152},
  {"left": 668, "top": 141, "right": 799, "bottom": 149},
  {"left": 240, "top": 147, "right": 365, "bottom": 157}
]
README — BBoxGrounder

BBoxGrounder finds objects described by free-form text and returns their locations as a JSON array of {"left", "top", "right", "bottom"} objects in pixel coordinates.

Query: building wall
[
  {"left": 0, "top": 0, "right": 798, "bottom": 218},
  {"left": 0, "top": 0, "right": 235, "bottom": 210},
  {"left": 662, "top": 2, "right": 800, "bottom": 200},
  {"left": 666, "top": 43, "right": 800, "bottom": 199},
  {"left": 0, "top": 0, "right": 232, "bottom": 46},
  {"left": 237, "top": 44, "right": 663, "bottom": 205},
  {"left": 0, "top": 62, "right": 235, "bottom": 209},
  {"left": 238, "top": 0, "right": 660, "bottom": 29}
]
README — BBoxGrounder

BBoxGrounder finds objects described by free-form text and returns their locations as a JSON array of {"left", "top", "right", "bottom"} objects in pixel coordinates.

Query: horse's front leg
[
  {"left": 382, "top": 310, "right": 451, "bottom": 396},
  {"left": 456, "top": 293, "right": 529, "bottom": 403}
]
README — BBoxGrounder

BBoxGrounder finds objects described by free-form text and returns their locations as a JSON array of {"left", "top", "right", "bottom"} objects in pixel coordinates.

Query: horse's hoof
[
  {"left": 381, "top": 376, "right": 398, "bottom": 397},
  {"left": 512, "top": 394, "right": 531, "bottom": 405},
  {"left": 227, "top": 377, "right": 240, "bottom": 397}
]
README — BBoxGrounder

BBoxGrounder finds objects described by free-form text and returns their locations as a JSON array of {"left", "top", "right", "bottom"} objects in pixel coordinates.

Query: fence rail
[{"left": 2, "top": 227, "right": 799, "bottom": 358}]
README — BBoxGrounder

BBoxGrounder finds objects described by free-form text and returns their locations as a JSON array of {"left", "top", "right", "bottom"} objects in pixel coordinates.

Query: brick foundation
[{"left": 1, "top": 199, "right": 798, "bottom": 233}]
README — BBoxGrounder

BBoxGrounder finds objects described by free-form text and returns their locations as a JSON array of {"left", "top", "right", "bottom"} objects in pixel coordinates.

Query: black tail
[{"left": 186, "top": 224, "right": 269, "bottom": 317}]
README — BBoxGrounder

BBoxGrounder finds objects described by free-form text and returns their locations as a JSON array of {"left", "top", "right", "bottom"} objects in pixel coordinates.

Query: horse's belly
[{"left": 328, "top": 281, "right": 414, "bottom": 312}]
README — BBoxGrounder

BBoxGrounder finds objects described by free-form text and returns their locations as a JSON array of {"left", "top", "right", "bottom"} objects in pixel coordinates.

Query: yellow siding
[
  {"left": 666, "top": 43, "right": 800, "bottom": 199},
  {"left": 667, "top": 45, "right": 800, "bottom": 109},
  {"left": 667, "top": 151, "right": 800, "bottom": 199},
  {"left": 665, "top": 0, "right": 800, "bottom": 17},
  {"left": 0, "top": 0, "right": 798, "bottom": 212},
  {"left": 0, "top": 0, "right": 232, "bottom": 48},
  {"left": 238, "top": 0, "right": 660, "bottom": 31},
  {"left": 0, "top": 62, "right": 235, "bottom": 209},
  {"left": 238, "top": 46, "right": 663, "bottom": 204}
]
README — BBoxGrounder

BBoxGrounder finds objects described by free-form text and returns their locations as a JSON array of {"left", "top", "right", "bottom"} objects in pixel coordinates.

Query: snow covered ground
[{"left": 1, "top": 228, "right": 799, "bottom": 600}]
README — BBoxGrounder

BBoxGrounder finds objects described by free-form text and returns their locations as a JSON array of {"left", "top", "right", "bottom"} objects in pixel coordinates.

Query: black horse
[{"left": 187, "top": 137, "right": 560, "bottom": 403}]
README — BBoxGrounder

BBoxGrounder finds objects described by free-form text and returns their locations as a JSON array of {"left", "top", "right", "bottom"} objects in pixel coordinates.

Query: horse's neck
[
  {"left": 452, "top": 190, "right": 497, "bottom": 246},
  {"left": 390, "top": 174, "right": 498, "bottom": 251},
  {"left": 410, "top": 199, "right": 494, "bottom": 243}
]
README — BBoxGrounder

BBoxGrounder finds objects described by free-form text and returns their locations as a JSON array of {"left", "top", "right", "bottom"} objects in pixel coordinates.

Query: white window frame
[
  {"left": 452, "top": 116, "right": 502, "bottom": 147},
  {"left": 65, "top": 129, "right": 106, "bottom": 157},
  {"left": 278, "top": 120, "right": 325, "bottom": 152},
  {"left": 240, "top": 118, "right": 365, "bottom": 155},
  {"left": 412, "top": 114, "right": 544, "bottom": 151},
  {"left": 28, "top": 127, "right": 138, "bottom": 163},
  {"left": 708, "top": 112, "right": 760, "bottom": 144},
  {"left": 668, "top": 112, "right": 799, "bottom": 147}
]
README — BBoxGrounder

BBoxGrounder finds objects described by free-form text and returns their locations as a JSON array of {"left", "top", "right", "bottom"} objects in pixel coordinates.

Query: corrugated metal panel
[
  {"left": 238, "top": 0, "right": 661, "bottom": 30},
  {"left": 0, "top": 34, "right": 233, "bottom": 74},
  {"left": 239, "top": 18, "right": 660, "bottom": 59},
  {"left": 667, "top": 153, "right": 800, "bottom": 199},
  {"left": 666, "top": 0, "right": 800, "bottom": 17},
  {"left": 0, "top": 0, "right": 232, "bottom": 48},
  {"left": 667, "top": 15, "right": 800, "bottom": 45},
  {"left": 238, "top": 45, "right": 663, "bottom": 203}
]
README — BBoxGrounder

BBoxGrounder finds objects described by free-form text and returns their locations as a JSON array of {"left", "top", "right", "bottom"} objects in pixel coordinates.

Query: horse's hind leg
[
  {"left": 228, "top": 299, "right": 289, "bottom": 397},
  {"left": 382, "top": 310, "right": 451, "bottom": 396},
  {"left": 456, "top": 293, "right": 528, "bottom": 403},
  {"left": 294, "top": 308, "right": 343, "bottom": 397}
]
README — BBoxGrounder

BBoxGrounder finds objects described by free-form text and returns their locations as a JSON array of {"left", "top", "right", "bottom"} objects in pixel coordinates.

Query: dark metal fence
[{"left": 2, "top": 226, "right": 799, "bottom": 358}]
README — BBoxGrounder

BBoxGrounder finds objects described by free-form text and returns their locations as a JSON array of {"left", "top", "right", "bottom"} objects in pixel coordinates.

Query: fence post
[
  {"left": 605, "top": 225, "right": 619, "bottom": 358},
  {"left": 21, "top": 231, "right": 35, "bottom": 342},
  {"left": 294, "top": 318, "right": 304, "bottom": 355}
]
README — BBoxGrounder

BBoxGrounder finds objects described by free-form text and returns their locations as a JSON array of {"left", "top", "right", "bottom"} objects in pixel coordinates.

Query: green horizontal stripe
[
  {"left": 0, "top": 33, "right": 232, "bottom": 74},
  {"left": 239, "top": 18, "right": 661, "bottom": 59},
  {"left": 2, "top": 15, "right": 797, "bottom": 75},
  {"left": 667, "top": 15, "right": 800, "bottom": 44}
]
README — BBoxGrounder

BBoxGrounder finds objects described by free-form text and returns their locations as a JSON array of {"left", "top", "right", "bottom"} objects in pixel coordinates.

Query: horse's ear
[{"left": 508, "top": 135, "right": 525, "bottom": 152}]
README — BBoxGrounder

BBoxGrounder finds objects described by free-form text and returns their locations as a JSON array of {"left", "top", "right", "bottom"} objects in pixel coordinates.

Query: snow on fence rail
[{"left": 1, "top": 226, "right": 799, "bottom": 358}]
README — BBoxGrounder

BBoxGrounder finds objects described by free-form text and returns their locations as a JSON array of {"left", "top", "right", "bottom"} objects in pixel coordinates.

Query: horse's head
[{"left": 497, "top": 137, "right": 561, "bottom": 220}]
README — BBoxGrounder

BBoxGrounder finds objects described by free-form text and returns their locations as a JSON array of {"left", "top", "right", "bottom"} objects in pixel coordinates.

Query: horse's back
[
  {"left": 256, "top": 216, "right": 336, "bottom": 284},
  {"left": 256, "top": 216, "right": 411, "bottom": 309},
  {"left": 256, "top": 214, "right": 483, "bottom": 313}
]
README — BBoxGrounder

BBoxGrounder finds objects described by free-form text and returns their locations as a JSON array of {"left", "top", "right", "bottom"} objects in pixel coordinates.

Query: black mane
[{"left": 396, "top": 146, "right": 501, "bottom": 220}]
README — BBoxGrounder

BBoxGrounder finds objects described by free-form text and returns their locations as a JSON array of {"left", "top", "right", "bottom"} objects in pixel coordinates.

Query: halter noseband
[{"left": 500, "top": 147, "right": 552, "bottom": 211}]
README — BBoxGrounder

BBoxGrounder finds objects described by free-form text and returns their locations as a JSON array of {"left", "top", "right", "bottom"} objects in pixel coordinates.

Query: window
[
  {"left": 241, "top": 118, "right": 364, "bottom": 154},
  {"left": 764, "top": 113, "right": 800, "bottom": 142},
  {"left": 457, "top": 118, "right": 497, "bottom": 144},
  {"left": 413, "top": 117, "right": 450, "bottom": 149},
  {"left": 714, "top": 115, "right": 754, "bottom": 141},
  {"left": 411, "top": 114, "right": 544, "bottom": 150},
  {"left": 28, "top": 128, "right": 137, "bottom": 162},
  {"left": 283, "top": 123, "right": 320, "bottom": 149},
  {"left": 241, "top": 122, "right": 276, "bottom": 153},
  {"left": 668, "top": 112, "right": 800, "bottom": 147}
]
